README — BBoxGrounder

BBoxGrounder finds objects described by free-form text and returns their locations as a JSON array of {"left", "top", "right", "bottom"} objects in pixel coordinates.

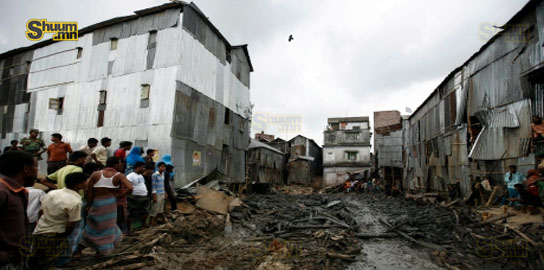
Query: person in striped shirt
[{"left": 150, "top": 162, "right": 166, "bottom": 226}]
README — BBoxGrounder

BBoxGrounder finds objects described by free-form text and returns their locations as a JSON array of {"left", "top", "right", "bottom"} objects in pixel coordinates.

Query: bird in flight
[{"left": 288, "top": 34, "right": 294, "bottom": 42}]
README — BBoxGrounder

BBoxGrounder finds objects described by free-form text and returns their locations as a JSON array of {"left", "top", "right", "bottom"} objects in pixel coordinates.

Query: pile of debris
[
  {"left": 369, "top": 194, "right": 544, "bottom": 270},
  {"left": 231, "top": 192, "right": 360, "bottom": 269}
]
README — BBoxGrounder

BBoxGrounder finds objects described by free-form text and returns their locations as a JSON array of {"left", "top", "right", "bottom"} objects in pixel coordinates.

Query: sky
[{"left": 0, "top": 0, "right": 530, "bottom": 146}]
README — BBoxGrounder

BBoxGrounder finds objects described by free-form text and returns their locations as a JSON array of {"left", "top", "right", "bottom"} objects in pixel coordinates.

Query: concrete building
[
  {"left": 254, "top": 131, "right": 274, "bottom": 142},
  {"left": 402, "top": 0, "right": 544, "bottom": 197},
  {"left": 0, "top": 2, "right": 253, "bottom": 187},
  {"left": 323, "top": 117, "right": 372, "bottom": 187}
]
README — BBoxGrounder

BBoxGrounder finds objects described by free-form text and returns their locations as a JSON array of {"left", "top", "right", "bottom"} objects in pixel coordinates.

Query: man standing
[
  {"left": 91, "top": 137, "right": 111, "bottom": 168},
  {"left": 0, "top": 151, "right": 38, "bottom": 269},
  {"left": 40, "top": 151, "right": 87, "bottom": 196},
  {"left": 79, "top": 138, "right": 98, "bottom": 164},
  {"left": 82, "top": 157, "right": 132, "bottom": 255},
  {"left": 164, "top": 164, "right": 177, "bottom": 211},
  {"left": 3, "top": 140, "right": 23, "bottom": 153},
  {"left": 46, "top": 133, "right": 73, "bottom": 174},
  {"left": 504, "top": 165, "right": 524, "bottom": 204},
  {"left": 143, "top": 162, "right": 155, "bottom": 203},
  {"left": 126, "top": 162, "right": 149, "bottom": 235},
  {"left": 26, "top": 185, "right": 46, "bottom": 234},
  {"left": 143, "top": 149, "right": 155, "bottom": 163},
  {"left": 20, "top": 129, "right": 46, "bottom": 161},
  {"left": 114, "top": 141, "right": 132, "bottom": 162},
  {"left": 531, "top": 115, "right": 544, "bottom": 139},
  {"left": 29, "top": 172, "right": 86, "bottom": 269},
  {"left": 150, "top": 162, "right": 166, "bottom": 226}
]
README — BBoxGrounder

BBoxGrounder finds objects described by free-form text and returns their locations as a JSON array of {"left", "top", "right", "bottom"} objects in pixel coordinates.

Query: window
[
  {"left": 48, "top": 97, "right": 64, "bottom": 114},
  {"left": 346, "top": 151, "right": 357, "bottom": 161},
  {"left": 99, "top": 90, "right": 107, "bottom": 105},
  {"left": 110, "top": 38, "right": 118, "bottom": 50},
  {"left": 147, "top": 31, "right": 157, "bottom": 49},
  {"left": 224, "top": 108, "right": 231, "bottom": 124},
  {"left": 345, "top": 132, "right": 360, "bottom": 141},
  {"left": 352, "top": 126, "right": 360, "bottom": 130},
  {"left": 107, "top": 61, "right": 114, "bottom": 75},
  {"left": 140, "top": 84, "right": 150, "bottom": 108},
  {"left": 239, "top": 120, "right": 244, "bottom": 132},
  {"left": 76, "top": 47, "right": 83, "bottom": 59},
  {"left": 141, "top": 84, "right": 150, "bottom": 100},
  {"left": 25, "top": 61, "right": 32, "bottom": 73},
  {"left": 97, "top": 90, "right": 107, "bottom": 127}
]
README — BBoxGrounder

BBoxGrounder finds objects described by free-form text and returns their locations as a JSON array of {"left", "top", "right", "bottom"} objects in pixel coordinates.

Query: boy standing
[{"left": 150, "top": 162, "right": 166, "bottom": 226}]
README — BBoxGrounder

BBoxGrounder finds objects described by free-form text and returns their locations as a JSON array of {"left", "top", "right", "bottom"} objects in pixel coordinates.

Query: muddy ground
[{"left": 74, "top": 190, "right": 543, "bottom": 270}]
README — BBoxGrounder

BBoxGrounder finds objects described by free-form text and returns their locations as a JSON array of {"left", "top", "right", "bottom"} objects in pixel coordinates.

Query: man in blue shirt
[
  {"left": 504, "top": 165, "right": 524, "bottom": 205},
  {"left": 150, "top": 162, "right": 166, "bottom": 226}
]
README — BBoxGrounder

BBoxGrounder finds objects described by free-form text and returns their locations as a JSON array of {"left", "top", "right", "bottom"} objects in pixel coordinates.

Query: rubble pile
[
  {"left": 230, "top": 192, "right": 360, "bottom": 269},
  {"left": 369, "top": 194, "right": 544, "bottom": 270}
]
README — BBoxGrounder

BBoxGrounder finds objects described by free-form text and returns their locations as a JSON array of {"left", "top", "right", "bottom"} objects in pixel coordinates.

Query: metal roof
[
  {"left": 249, "top": 139, "right": 284, "bottom": 154},
  {"left": 0, "top": 1, "right": 253, "bottom": 71},
  {"left": 408, "top": 0, "right": 541, "bottom": 119}
]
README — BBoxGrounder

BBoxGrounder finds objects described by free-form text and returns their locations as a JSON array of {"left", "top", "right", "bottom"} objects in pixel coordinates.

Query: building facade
[
  {"left": 247, "top": 139, "right": 285, "bottom": 185},
  {"left": 255, "top": 131, "right": 275, "bottom": 142},
  {"left": 0, "top": 2, "right": 253, "bottom": 187},
  {"left": 373, "top": 111, "right": 405, "bottom": 191},
  {"left": 323, "top": 117, "right": 372, "bottom": 187},
  {"left": 402, "top": 0, "right": 544, "bottom": 197},
  {"left": 286, "top": 135, "right": 323, "bottom": 185}
]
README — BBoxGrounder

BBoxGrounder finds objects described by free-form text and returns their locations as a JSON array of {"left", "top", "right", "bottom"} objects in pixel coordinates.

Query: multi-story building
[
  {"left": 0, "top": 2, "right": 253, "bottom": 187},
  {"left": 286, "top": 135, "right": 322, "bottom": 185},
  {"left": 373, "top": 111, "right": 406, "bottom": 191},
  {"left": 323, "top": 117, "right": 372, "bottom": 186}
]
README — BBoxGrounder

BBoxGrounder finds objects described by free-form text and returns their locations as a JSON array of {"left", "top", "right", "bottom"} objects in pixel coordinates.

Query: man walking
[{"left": 46, "top": 133, "right": 73, "bottom": 174}]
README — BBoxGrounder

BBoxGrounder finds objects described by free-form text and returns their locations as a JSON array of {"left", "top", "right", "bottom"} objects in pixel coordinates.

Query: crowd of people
[
  {"left": 343, "top": 173, "right": 379, "bottom": 193},
  {"left": 501, "top": 164, "right": 544, "bottom": 214},
  {"left": 0, "top": 130, "right": 178, "bottom": 269}
]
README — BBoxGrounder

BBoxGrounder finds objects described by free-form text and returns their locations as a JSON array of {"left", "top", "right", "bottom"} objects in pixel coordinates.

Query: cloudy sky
[{"left": 0, "top": 0, "right": 530, "bottom": 145}]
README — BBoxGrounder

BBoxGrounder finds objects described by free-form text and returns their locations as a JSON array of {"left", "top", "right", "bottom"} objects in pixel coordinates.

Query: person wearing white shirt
[
  {"left": 25, "top": 186, "right": 46, "bottom": 233},
  {"left": 125, "top": 162, "right": 149, "bottom": 235}
]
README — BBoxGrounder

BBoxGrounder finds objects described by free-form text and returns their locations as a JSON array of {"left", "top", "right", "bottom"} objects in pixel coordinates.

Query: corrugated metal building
[
  {"left": 374, "top": 111, "right": 404, "bottom": 190},
  {"left": 286, "top": 135, "right": 323, "bottom": 185},
  {"left": 0, "top": 2, "right": 253, "bottom": 187},
  {"left": 247, "top": 139, "right": 285, "bottom": 185},
  {"left": 403, "top": 0, "right": 544, "bottom": 197}
]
